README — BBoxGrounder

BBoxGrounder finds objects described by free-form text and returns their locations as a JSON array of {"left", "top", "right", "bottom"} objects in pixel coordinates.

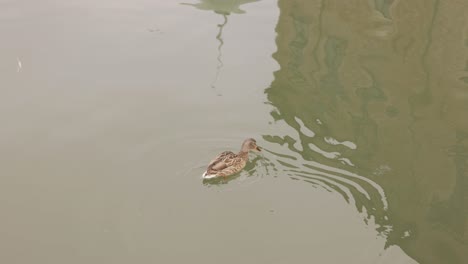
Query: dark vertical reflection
[
  {"left": 265, "top": 0, "right": 468, "bottom": 263},
  {"left": 181, "top": 0, "right": 260, "bottom": 94},
  {"left": 211, "top": 13, "right": 227, "bottom": 92}
]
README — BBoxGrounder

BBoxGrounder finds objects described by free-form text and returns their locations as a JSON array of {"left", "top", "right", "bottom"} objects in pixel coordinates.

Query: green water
[{"left": 1, "top": 0, "right": 467, "bottom": 263}]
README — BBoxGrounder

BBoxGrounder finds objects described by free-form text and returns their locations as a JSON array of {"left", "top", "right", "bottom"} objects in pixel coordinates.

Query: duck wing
[{"left": 207, "top": 151, "right": 236, "bottom": 171}]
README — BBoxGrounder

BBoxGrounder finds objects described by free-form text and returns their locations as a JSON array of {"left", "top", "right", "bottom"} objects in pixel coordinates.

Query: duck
[{"left": 202, "top": 138, "right": 261, "bottom": 179}]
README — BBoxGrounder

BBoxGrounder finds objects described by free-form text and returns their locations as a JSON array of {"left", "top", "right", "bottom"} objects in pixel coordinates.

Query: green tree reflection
[{"left": 264, "top": 0, "right": 468, "bottom": 263}]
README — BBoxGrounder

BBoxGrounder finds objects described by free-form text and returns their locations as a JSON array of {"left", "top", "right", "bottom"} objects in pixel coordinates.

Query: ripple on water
[
  {"left": 260, "top": 141, "right": 392, "bottom": 236},
  {"left": 182, "top": 135, "right": 392, "bottom": 235}
]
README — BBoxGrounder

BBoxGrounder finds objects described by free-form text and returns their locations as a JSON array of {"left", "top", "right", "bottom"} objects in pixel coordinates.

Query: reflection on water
[
  {"left": 181, "top": 0, "right": 260, "bottom": 14},
  {"left": 264, "top": 0, "right": 468, "bottom": 263},
  {"left": 182, "top": 0, "right": 260, "bottom": 94},
  {"left": 212, "top": 14, "right": 227, "bottom": 92},
  {"left": 2, "top": 0, "right": 466, "bottom": 262}
]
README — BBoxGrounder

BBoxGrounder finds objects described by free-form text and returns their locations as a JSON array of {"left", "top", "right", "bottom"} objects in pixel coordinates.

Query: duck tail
[{"left": 202, "top": 171, "right": 217, "bottom": 179}]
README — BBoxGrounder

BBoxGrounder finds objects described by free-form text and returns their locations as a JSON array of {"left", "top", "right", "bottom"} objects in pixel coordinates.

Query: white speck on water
[
  {"left": 16, "top": 57, "right": 22, "bottom": 72},
  {"left": 402, "top": 230, "right": 410, "bottom": 238},
  {"left": 373, "top": 165, "right": 392, "bottom": 176}
]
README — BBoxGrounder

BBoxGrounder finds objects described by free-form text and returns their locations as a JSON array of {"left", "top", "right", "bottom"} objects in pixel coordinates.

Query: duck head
[{"left": 241, "top": 138, "right": 261, "bottom": 152}]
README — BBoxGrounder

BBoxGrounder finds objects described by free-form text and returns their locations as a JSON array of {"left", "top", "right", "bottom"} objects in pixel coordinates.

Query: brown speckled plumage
[{"left": 203, "top": 138, "right": 261, "bottom": 179}]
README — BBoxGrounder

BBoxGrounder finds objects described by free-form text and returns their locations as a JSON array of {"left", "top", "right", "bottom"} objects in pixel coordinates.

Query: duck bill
[{"left": 255, "top": 146, "right": 262, "bottom": 152}]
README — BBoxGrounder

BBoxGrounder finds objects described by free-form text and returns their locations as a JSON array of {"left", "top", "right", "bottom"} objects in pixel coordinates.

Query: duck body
[
  {"left": 202, "top": 138, "right": 261, "bottom": 179},
  {"left": 202, "top": 151, "right": 248, "bottom": 179}
]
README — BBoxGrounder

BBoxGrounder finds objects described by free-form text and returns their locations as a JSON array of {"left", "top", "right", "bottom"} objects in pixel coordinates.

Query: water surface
[{"left": 1, "top": 0, "right": 467, "bottom": 263}]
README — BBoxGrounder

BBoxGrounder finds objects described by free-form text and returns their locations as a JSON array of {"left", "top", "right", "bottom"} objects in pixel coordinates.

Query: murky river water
[{"left": 1, "top": 0, "right": 467, "bottom": 263}]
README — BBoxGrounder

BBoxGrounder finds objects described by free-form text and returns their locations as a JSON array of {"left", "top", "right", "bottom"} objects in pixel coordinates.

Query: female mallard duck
[{"left": 202, "top": 138, "right": 261, "bottom": 179}]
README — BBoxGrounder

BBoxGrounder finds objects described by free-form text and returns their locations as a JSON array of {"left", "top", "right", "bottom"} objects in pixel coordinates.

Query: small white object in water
[
  {"left": 402, "top": 230, "right": 411, "bottom": 238},
  {"left": 16, "top": 57, "right": 22, "bottom": 72},
  {"left": 373, "top": 164, "right": 391, "bottom": 176}
]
